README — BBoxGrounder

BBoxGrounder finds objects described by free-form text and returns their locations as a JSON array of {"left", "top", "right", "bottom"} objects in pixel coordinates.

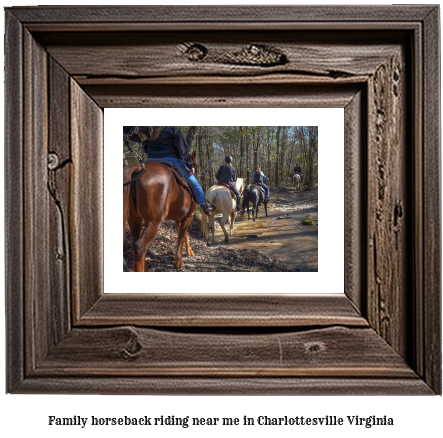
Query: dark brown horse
[
  {"left": 240, "top": 183, "right": 268, "bottom": 221},
  {"left": 123, "top": 151, "right": 197, "bottom": 272}
]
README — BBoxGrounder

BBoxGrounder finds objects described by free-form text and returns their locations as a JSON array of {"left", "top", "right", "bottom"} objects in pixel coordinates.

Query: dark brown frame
[{"left": 5, "top": 6, "right": 441, "bottom": 394}]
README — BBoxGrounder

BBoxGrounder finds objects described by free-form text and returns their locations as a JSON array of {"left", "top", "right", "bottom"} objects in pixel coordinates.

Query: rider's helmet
[{"left": 225, "top": 155, "right": 233, "bottom": 163}]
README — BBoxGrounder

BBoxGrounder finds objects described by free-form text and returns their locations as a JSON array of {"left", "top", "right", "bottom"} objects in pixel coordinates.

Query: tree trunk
[
  {"left": 279, "top": 127, "right": 287, "bottom": 183},
  {"left": 245, "top": 128, "right": 250, "bottom": 184},
  {"left": 198, "top": 133, "right": 206, "bottom": 192},
  {"left": 204, "top": 127, "right": 212, "bottom": 187},
  {"left": 275, "top": 126, "right": 281, "bottom": 186},
  {"left": 239, "top": 127, "right": 244, "bottom": 178},
  {"left": 186, "top": 126, "right": 199, "bottom": 148},
  {"left": 267, "top": 127, "right": 271, "bottom": 181},
  {"left": 307, "top": 126, "right": 318, "bottom": 188}
]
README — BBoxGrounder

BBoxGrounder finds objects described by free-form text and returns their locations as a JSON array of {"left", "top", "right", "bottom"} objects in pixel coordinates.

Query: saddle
[
  {"left": 218, "top": 183, "right": 237, "bottom": 199},
  {"left": 291, "top": 172, "right": 303, "bottom": 182},
  {"left": 252, "top": 183, "right": 266, "bottom": 198}
]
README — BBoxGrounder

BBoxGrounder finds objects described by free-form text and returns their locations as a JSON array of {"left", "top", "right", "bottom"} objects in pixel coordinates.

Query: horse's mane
[{"left": 236, "top": 177, "right": 244, "bottom": 194}]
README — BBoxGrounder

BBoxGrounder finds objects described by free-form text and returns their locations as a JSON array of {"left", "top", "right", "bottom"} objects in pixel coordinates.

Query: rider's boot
[
  {"left": 236, "top": 196, "right": 243, "bottom": 213},
  {"left": 200, "top": 202, "right": 216, "bottom": 216}
]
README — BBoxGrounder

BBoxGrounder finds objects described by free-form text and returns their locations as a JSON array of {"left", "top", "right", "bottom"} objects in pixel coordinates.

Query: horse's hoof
[
  {"left": 174, "top": 256, "right": 184, "bottom": 268},
  {"left": 187, "top": 249, "right": 194, "bottom": 256}
]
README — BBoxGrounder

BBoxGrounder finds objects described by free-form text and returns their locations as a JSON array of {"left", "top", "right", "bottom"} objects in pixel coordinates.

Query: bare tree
[
  {"left": 274, "top": 126, "right": 281, "bottom": 186},
  {"left": 185, "top": 126, "right": 199, "bottom": 148},
  {"left": 123, "top": 125, "right": 318, "bottom": 190}
]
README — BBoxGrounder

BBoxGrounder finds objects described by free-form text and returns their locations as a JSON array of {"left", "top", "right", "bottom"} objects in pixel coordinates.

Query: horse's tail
[
  {"left": 123, "top": 167, "right": 131, "bottom": 245},
  {"left": 201, "top": 190, "right": 216, "bottom": 240},
  {"left": 123, "top": 163, "right": 141, "bottom": 244},
  {"left": 241, "top": 187, "right": 249, "bottom": 217},
  {"left": 201, "top": 192, "right": 215, "bottom": 240},
  {"left": 200, "top": 207, "right": 208, "bottom": 240}
]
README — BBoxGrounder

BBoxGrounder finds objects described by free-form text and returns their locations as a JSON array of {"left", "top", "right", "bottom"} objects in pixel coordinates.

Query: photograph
[{"left": 122, "top": 125, "right": 318, "bottom": 273}]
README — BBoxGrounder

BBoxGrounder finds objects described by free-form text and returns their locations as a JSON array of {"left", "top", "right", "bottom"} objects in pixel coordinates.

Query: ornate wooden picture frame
[{"left": 5, "top": 6, "right": 441, "bottom": 394}]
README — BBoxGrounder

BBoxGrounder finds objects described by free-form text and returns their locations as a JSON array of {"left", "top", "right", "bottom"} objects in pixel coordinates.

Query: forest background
[{"left": 123, "top": 126, "right": 318, "bottom": 191}]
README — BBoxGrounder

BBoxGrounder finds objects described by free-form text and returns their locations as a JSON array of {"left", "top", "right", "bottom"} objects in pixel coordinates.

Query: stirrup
[{"left": 201, "top": 201, "right": 216, "bottom": 216}]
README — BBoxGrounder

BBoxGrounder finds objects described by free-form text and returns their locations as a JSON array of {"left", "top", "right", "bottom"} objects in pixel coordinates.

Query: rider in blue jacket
[{"left": 252, "top": 167, "right": 270, "bottom": 201}]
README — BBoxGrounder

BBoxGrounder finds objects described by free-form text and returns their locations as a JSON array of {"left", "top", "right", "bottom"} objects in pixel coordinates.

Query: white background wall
[{"left": 1, "top": 1, "right": 442, "bottom": 437}]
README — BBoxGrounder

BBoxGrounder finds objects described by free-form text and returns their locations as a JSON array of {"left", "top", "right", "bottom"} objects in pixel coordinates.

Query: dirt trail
[
  {"left": 229, "top": 185, "right": 317, "bottom": 271},
  {"left": 123, "top": 185, "right": 318, "bottom": 272},
  {"left": 227, "top": 208, "right": 317, "bottom": 272}
]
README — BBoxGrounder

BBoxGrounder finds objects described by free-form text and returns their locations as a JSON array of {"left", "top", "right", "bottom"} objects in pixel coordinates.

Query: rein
[
  {"left": 123, "top": 168, "right": 144, "bottom": 187},
  {"left": 195, "top": 164, "right": 210, "bottom": 179}
]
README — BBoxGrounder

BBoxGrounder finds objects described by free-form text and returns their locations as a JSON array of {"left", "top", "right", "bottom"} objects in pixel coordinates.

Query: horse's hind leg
[
  {"left": 175, "top": 217, "right": 194, "bottom": 269},
  {"left": 127, "top": 212, "right": 143, "bottom": 271},
  {"left": 184, "top": 231, "right": 194, "bottom": 256},
  {"left": 128, "top": 212, "right": 142, "bottom": 241},
  {"left": 220, "top": 213, "right": 230, "bottom": 242},
  {"left": 230, "top": 210, "right": 237, "bottom": 235},
  {"left": 176, "top": 219, "right": 194, "bottom": 257},
  {"left": 252, "top": 201, "right": 258, "bottom": 221},
  {"left": 209, "top": 216, "right": 216, "bottom": 245},
  {"left": 133, "top": 221, "right": 161, "bottom": 272}
]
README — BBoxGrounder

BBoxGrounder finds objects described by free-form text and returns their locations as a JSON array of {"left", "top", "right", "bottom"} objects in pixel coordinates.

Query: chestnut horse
[{"left": 123, "top": 151, "right": 197, "bottom": 272}]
